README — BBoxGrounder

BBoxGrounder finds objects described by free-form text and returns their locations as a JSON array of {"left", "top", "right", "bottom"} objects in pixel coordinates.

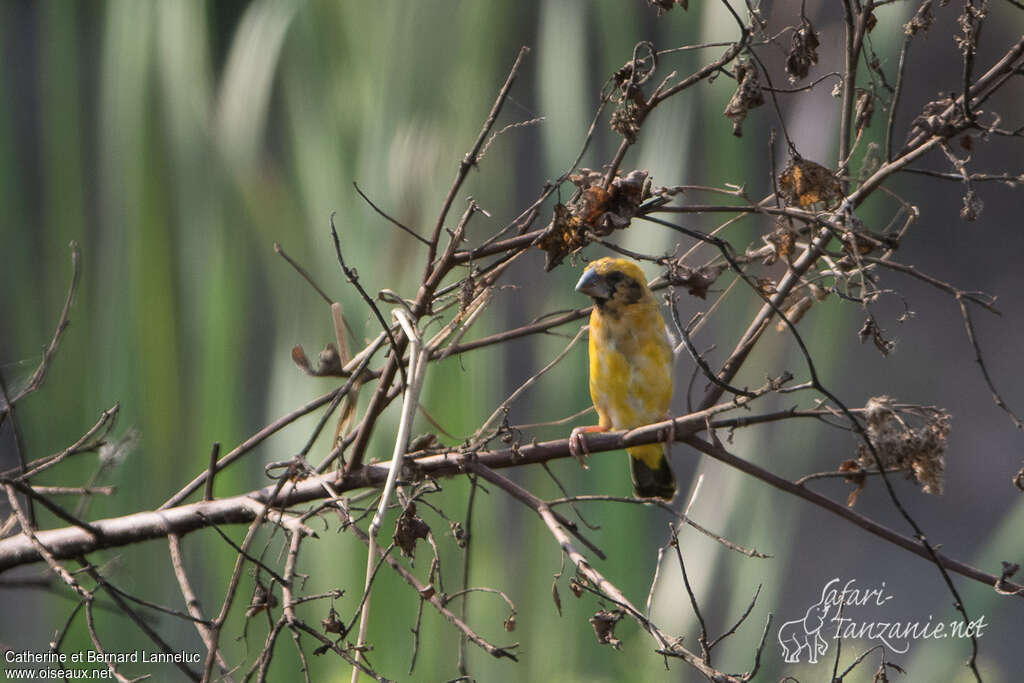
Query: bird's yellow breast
[{"left": 588, "top": 300, "right": 673, "bottom": 432}]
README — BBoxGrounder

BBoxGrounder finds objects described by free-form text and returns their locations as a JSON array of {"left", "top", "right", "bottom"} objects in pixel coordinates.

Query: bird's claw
[{"left": 569, "top": 426, "right": 591, "bottom": 470}]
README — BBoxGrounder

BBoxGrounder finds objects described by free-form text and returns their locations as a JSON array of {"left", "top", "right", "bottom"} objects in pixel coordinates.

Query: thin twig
[
  {"left": 353, "top": 181, "right": 431, "bottom": 246},
  {"left": 10, "top": 241, "right": 82, "bottom": 404},
  {"left": 274, "top": 242, "right": 334, "bottom": 304}
]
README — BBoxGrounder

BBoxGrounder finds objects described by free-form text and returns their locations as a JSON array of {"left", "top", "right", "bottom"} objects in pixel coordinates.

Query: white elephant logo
[{"left": 778, "top": 578, "right": 838, "bottom": 664}]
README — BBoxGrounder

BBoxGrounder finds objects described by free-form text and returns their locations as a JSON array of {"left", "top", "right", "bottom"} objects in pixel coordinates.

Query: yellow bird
[{"left": 571, "top": 257, "right": 676, "bottom": 500}]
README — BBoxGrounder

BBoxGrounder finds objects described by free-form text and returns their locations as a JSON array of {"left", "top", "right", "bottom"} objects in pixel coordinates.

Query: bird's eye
[{"left": 607, "top": 271, "right": 624, "bottom": 282}]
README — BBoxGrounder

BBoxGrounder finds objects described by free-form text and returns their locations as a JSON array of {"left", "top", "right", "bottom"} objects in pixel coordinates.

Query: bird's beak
[{"left": 575, "top": 269, "right": 612, "bottom": 300}]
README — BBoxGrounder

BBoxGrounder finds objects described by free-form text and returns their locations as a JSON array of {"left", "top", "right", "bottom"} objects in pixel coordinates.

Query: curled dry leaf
[
  {"left": 394, "top": 503, "right": 430, "bottom": 559},
  {"left": 537, "top": 204, "right": 586, "bottom": 272},
  {"left": 322, "top": 606, "right": 346, "bottom": 635},
  {"left": 865, "top": 10, "right": 877, "bottom": 33},
  {"left": 292, "top": 343, "right": 344, "bottom": 377},
  {"left": 666, "top": 263, "right": 726, "bottom": 299},
  {"left": 647, "top": 0, "right": 688, "bottom": 13},
  {"left": 777, "top": 295, "right": 815, "bottom": 332},
  {"left": 723, "top": 59, "right": 765, "bottom": 137},
  {"left": 504, "top": 613, "right": 517, "bottom": 632},
  {"left": 610, "top": 42, "right": 654, "bottom": 141},
  {"left": 858, "top": 317, "right": 895, "bottom": 356},
  {"left": 245, "top": 579, "right": 278, "bottom": 618},
  {"left": 755, "top": 277, "right": 777, "bottom": 296},
  {"left": 292, "top": 345, "right": 312, "bottom": 373},
  {"left": 763, "top": 222, "right": 797, "bottom": 265},
  {"left": 855, "top": 89, "right": 875, "bottom": 136},
  {"left": 839, "top": 459, "right": 868, "bottom": 507},
  {"left": 785, "top": 15, "right": 820, "bottom": 82},
  {"left": 537, "top": 169, "right": 651, "bottom": 270},
  {"left": 589, "top": 609, "right": 624, "bottom": 649},
  {"left": 450, "top": 520, "right": 467, "bottom": 548},
  {"left": 612, "top": 41, "right": 656, "bottom": 101}
]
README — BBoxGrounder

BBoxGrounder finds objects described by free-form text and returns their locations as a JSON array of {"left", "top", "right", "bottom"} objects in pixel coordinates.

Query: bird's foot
[
  {"left": 569, "top": 427, "right": 590, "bottom": 469},
  {"left": 569, "top": 425, "right": 607, "bottom": 470}
]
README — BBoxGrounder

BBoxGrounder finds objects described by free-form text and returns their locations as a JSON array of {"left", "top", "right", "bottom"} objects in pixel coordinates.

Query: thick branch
[{"left": 5, "top": 405, "right": 1021, "bottom": 602}]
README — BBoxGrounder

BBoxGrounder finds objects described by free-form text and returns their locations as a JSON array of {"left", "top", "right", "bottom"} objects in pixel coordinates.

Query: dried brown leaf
[
  {"left": 394, "top": 504, "right": 430, "bottom": 559},
  {"left": 647, "top": 0, "right": 688, "bottom": 13},
  {"left": 589, "top": 609, "right": 624, "bottom": 649},
  {"left": 855, "top": 89, "right": 875, "bottom": 136},
  {"left": 449, "top": 520, "right": 467, "bottom": 549},
  {"left": 785, "top": 16, "right": 820, "bottom": 82},
  {"left": 537, "top": 170, "right": 651, "bottom": 270},
  {"left": 322, "top": 607, "right": 345, "bottom": 635},
  {"left": 292, "top": 345, "right": 312, "bottom": 373},
  {"left": 667, "top": 263, "right": 726, "bottom": 299},
  {"left": 245, "top": 579, "right": 278, "bottom": 618},
  {"left": 552, "top": 580, "right": 563, "bottom": 616},
  {"left": 778, "top": 157, "right": 842, "bottom": 209},
  {"left": 777, "top": 296, "right": 814, "bottom": 332},
  {"left": 764, "top": 223, "right": 796, "bottom": 264},
  {"left": 858, "top": 317, "right": 895, "bottom": 356},
  {"left": 723, "top": 60, "right": 764, "bottom": 137}
]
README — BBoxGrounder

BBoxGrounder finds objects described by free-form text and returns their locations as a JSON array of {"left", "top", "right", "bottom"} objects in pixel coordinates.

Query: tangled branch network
[{"left": 3, "top": 1, "right": 1024, "bottom": 681}]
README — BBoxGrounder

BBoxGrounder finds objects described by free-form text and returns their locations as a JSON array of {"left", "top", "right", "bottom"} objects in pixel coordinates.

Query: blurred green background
[{"left": 2, "top": 1, "right": 1023, "bottom": 681}]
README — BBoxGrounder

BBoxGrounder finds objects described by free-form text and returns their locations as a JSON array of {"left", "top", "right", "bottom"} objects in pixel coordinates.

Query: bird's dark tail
[{"left": 627, "top": 444, "right": 676, "bottom": 501}]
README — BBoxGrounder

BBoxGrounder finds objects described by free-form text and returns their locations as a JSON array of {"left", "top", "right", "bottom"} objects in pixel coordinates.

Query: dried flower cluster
[{"left": 857, "top": 396, "right": 951, "bottom": 495}]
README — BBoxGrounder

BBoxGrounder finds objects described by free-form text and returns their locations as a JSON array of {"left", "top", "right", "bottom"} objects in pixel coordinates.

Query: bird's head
[{"left": 575, "top": 257, "right": 654, "bottom": 314}]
